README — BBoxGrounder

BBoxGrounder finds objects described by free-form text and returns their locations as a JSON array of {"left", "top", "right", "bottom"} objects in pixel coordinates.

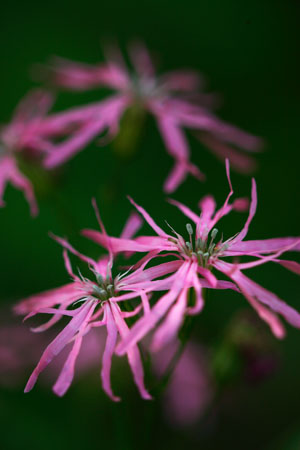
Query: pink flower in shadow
[
  {"left": 0, "top": 307, "right": 107, "bottom": 390},
  {"left": 39, "top": 42, "right": 262, "bottom": 192},
  {"left": 0, "top": 90, "right": 59, "bottom": 215},
  {"left": 153, "top": 340, "right": 214, "bottom": 427}
]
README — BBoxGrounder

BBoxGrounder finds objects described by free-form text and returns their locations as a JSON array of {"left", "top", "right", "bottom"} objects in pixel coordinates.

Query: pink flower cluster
[
  {"left": 15, "top": 163, "right": 300, "bottom": 400},
  {"left": 0, "top": 41, "right": 261, "bottom": 214},
  {"left": 1, "top": 40, "right": 298, "bottom": 406}
]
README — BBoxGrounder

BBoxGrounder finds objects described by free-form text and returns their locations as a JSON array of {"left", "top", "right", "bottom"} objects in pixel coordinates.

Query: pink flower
[
  {"left": 83, "top": 160, "right": 300, "bottom": 355},
  {"left": 0, "top": 89, "right": 57, "bottom": 215},
  {"left": 14, "top": 210, "right": 152, "bottom": 400},
  {"left": 153, "top": 340, "right": 214, "bottom": 427},
  {"left": 40, "top": 42, "right": 261, "bottom": 192},
  {"left": 0, "top": 307, "right": 106, "bottom": 389}
]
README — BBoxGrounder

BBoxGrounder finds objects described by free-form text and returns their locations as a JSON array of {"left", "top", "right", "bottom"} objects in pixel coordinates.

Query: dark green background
[{"left": 0, "top": 1, "right": 299, "bottom": 449}]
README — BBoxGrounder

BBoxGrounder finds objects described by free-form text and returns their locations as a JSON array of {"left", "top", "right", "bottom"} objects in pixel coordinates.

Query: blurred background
[{"left": 0, "top": 0, "right": 299, "bottom": 449}]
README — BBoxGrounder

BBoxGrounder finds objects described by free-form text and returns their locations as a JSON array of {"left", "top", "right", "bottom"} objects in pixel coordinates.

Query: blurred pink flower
[
  {"left": 83, "top": 161, "right": 300, "bottom": 355},
  {"left": 39, "top": 42, "right": 261, "bottom": 192},
  {"left": 153, "top": 341, "right": 214, "bottom": 427},
  {"left": 0, "top": 90, "right": 58, "bottom": 215},
  {"left": 0, "top": 304, "right": 110, "bottom": 388},
  {"left": 14, "top": 210, "right": 153, "bottom": 400}
]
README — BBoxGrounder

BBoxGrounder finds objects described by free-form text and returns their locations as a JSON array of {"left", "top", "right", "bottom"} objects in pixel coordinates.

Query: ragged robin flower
[
  {"left": 38, "top": 41, "right": 261, "bottom": 192},
  {"left": 14, "top": 209, "right": 153, "bottom": 400},
  {"left": 0, "top": 90, "right": 58, "bottom": 215},
  {"left": 83, "top": 160, "right": 300, "bottom": 356}
]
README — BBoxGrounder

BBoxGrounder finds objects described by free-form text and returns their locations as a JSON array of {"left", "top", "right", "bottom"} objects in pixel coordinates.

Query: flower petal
[
  {"left": 101, "top": 305, "right": 121, "bottom": 402},
  {"left": 110, "top": 303, "right": 151, "bottom": 400},
  {"left": 116, "top": 262, "right": 191, "bottom": 355},
  {"left": 128, "top": 197, "right": 169, "bottom": 237},
  {"left": 24, "top": 301, "right": 95, "bottom": 392}
]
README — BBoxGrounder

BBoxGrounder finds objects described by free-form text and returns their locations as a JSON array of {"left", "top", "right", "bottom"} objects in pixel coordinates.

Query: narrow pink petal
[
  {"left": 207, "top": 159, "right": 233, "bottom": 230},
  {"left": 151, "top": 288, "right": 188, "bottom": 351},
  {"left": 82, "top": 230, "right": 158, "bottom": 253},
  {"left": 14, "top": 283, "right": 78, "bottom": 315},
  {"left": 124, "top": 260, "right": 182, "bottom": 285},
  {"left": 28, "top": 307, "right": 76, "bottom": 318},
  {"left": 167, "top": 199, "right": 199, "bottom": 223},
  {"left": 95, "top": 256, "right": 110, "bottom": 278},
  {"left": 134, "top": 236, "right": 175, "bottom": 251},
  {"left": 24, "top": 301, "right": 95, "bottom": 392},
  {"left": 126, "top": 345, "right": 152, "bottom": 400},
  {"left": 111, "top": 290, "right": 149, "bottom": 303},
  {"left": 197, "top": 266, "right": 218, "bottom": 288},
  {"left": 198, "top": 195, "right": 216, "bottom": 223},
  {"left": 156, "top": 115, "right": 189, "bottom": 160},
  {"left": 227, "top": 237, "right": 300, "bottom": 255},
  {"left": 103, "top": 42, "right": 131, "bottom": 86},
  {"left": 243, "top": 291, "right": 285, "bottom": 339},
  {"left": 121, "top": 304, "right": 143, "bottom": 318},
  {"left": 199, "top": 279, "right": 239, "bottom": 291},
  {"left": 98, "top": 64, "right": 130, "bottom": 90},
  {"left": 186, "top": 272, "right": 205, "bottom": 315},
  {"left": 110, "top": 303, "right": 152, "bottom": 400},
  {"left": 101, "top": 305, "right": 121, "bottom": 402},
  {"left": 40, "top": 57, "right": 111, "bottom": 91},
  {"left": 91, "top": 198, "right": 113, "bottom": 275},
  {"left": 52, "top": 335, "right": 83, "bottom": 396},
  {"left": 140, "top": 292, "right": 150, "bottom": 315},
  {"left": 128, "top": 197, "right": 169, "bottom": 237},
  {"left": 274, "top": 259, "right": 300, "bottom": 275},
  {"left": 12, "top": 89, "right": 54, "bottom": 124},
  {"left": 176, "top": 106, "right": 262, "bottom": 151},
  {"left": 199, "top": 133, "right": 258, "bottom": 174},
  {"left": 0, "top": 156, "right": 38, "bottom": 216},
  {"left": 38, "top": 103, "right": 104, "bottom": 133},
  {"left": 62, "top": 249, "right": 78, "bottom": 280},
  {"left": 120, "top": 212, "right": 143, "bottom": 240},
  {"left": 232, "top": 178, "right": 257, "bottom": 243},
  {"left": 160, "top": 70, "right": 202, "bottom": 91},
  {"left": 215, "top": 260, "right": 300, "bottom": 330},
  {"left": 116, "top": 262, "right": 191, "bottom": 355},
  {"left": 164, "top": 160, "right": 204, "bottom": 194},
  {"left": 30, "top": 303, "right": 71, "bottom": 333},
  {"left": 44, "top": 120, "right": 106, "bottom": 169},
  {"left": 207, "top": 120, "right": 262, "bottom": 152},
  {"left": 52, "top": 303, "right": 96, "bottom": 396},
  {"left": 232, "top": 239, "right": 300, "bottom": 271},
  {"left": 50, "top": 234, "right": 97, "bottom": 268},
  {"left": 128, "top": 41, "right": 155, "bottom": 78},
  {"left": 164, "top": 162, "right": 188, "bottom": 194}
]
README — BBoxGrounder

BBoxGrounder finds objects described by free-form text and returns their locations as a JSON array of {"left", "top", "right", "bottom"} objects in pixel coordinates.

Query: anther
[
  {"left": 185, "top": 242, "right": 192, "bottom": 251},
  {"left": 92, "top": 285, "right": 107, "bottom": 299},
  {"left": 186, "top": 223, "right": 193, "bottom": 235},
  {"left": 211, "top": 228, "right": 218, "bottom": 240},
  {"left": 107, "top": 284, "right": 114, "bottom": 297},
  {"left": 208, "top": 243, "right": 215, "bottom": 254},
  {"left": 196, "top": 238, "right": 203, "bottom": 250},
  {"left": 96, "top": 273, "right": 104, "bottom": 285}
]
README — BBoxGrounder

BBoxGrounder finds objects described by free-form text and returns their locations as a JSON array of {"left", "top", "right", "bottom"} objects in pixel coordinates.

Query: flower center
[
  {"left": 129, "top": 74, "right": 165, "bottom": 101},
  {"left": 90, "top": 272, "right": 117, "bottom": 301},
  {"left": 78, "top": 269, "right": 118, "bottom": 302},
  {"left": 169, "top": 223, "right": 230, "bottom": 268}
]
